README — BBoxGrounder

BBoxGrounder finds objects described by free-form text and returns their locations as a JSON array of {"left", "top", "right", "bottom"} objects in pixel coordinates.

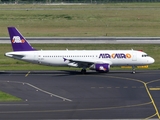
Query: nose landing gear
[{"left": 132, "top": 66, "right": 136, "bottom": 74}]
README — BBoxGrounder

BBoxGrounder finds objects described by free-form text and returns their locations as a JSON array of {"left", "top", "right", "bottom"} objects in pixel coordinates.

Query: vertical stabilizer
[{"left": 8, "top": 27, "right": 36, "bottom": 51}]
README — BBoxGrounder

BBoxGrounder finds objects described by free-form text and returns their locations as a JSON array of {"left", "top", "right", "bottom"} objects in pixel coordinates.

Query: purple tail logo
[{"left": 8, "top": 27, "right": 36, "bottom": 51}]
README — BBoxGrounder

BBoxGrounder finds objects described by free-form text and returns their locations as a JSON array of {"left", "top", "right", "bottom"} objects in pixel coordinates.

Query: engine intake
[{"left": 90, "top": 63, "right": 110, "bottom": 72}]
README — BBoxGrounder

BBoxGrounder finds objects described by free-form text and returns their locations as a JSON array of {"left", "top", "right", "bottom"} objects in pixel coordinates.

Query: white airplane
[{"left": 5, "top": 27, "right": 155, "bottom": 74}]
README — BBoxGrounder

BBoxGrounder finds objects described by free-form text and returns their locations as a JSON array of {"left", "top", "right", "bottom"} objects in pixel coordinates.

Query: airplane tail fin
[{"left": 8, "top": 27, "right": 36, "bottom": 51}]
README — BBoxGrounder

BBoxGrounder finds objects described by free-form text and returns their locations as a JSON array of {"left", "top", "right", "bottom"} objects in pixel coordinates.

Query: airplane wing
[{"left": 63, "top": 58, "right": 112, "bottom": 68}]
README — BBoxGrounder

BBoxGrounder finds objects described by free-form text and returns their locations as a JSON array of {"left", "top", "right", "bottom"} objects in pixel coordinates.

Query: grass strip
[
  {"left": 0, "top": 3, "right": 160, "bottom": 37},
  {"left": 0, "top": 91, "right": 21, "bottom": 102}
]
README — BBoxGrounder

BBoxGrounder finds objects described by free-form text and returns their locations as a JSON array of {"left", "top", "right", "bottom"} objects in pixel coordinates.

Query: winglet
[{"left": 8, "top": 27, "right": 36, "bottom": 51}]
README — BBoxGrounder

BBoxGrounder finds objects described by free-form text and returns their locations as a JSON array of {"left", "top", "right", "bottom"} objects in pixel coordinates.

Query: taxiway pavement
[{"left": 0, "top": 70, "right": 160, "bottom": 119}]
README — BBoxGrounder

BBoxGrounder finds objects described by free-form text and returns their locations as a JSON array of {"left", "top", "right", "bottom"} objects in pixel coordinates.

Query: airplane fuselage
[{"left": 5, "top": 50, "right": 155, "bottom": 68}]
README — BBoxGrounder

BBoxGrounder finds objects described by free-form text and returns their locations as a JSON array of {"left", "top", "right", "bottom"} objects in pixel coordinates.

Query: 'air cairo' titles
[{"left": 99, "top": 53, "right": 131, "bottom": 59}]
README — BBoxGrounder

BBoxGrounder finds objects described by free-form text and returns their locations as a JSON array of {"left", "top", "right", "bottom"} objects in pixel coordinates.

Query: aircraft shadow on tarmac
[
  {"left": 54, "top": 70, "right": 144, "bottom": 76},
  {"left": 0, "top": 70, "right": 145, "bottom": 76}
]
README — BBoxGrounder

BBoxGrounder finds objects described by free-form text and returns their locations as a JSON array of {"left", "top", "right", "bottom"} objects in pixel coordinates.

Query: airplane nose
[{"left": 149, "top": 57, "right": 155, "bottom": 64}]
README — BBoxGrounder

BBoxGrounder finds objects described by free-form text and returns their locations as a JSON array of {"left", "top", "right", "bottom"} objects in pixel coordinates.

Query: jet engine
[{"left": 90, "top": 63, "right": 110, "bottom": 72}]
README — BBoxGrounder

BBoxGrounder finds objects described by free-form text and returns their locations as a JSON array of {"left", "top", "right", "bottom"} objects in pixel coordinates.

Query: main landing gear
[
  {"left": 81, "top": 68, "right": 86, "bottom": 74},
  {"left": 132, "top": 66, "right": 136, "bottom": 74}
]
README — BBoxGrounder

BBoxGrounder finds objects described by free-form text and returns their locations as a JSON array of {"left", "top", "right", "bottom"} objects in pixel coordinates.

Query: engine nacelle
[{"left": 90, "top": 63, "right": 110, "bottom": 72}]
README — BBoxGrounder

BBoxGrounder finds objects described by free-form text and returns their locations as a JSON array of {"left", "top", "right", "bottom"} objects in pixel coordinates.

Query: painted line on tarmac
[
  {"left": 0, "top": 102, "right": 152, "bottom": 114},
  {"left": 25, "top": 82, "right": 72, "bottom": 102},
  {"left": 149, "top": 88, "right": 160, "bottom": 90},
  {"left": 1, "top": 81, "right": 72, "bottom": 102},
  {"left": 25, "top": 71, "right": 30, "bottom": 77},
  {"left": 0, "top": 104, "right": 28, "bottom": 106},
  {"left": 144, "top": 83, "right": 160, "bottom": 119},
  {"left": 92, "top": 75, "right": 160, "bottom": 119}
]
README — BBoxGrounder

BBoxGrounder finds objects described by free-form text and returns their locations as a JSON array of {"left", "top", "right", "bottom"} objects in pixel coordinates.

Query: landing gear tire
[
  {"left": 132, "top": 71, "right": 135, "bottom": 74},
  {"left": 81, "top": 69, "right": 86, "bottom": 74}
]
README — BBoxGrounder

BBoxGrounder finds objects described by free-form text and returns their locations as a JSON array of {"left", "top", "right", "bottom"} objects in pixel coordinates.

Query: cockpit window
[{"left": 142, "top": 54, "right": 149, "bottom": 57}]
